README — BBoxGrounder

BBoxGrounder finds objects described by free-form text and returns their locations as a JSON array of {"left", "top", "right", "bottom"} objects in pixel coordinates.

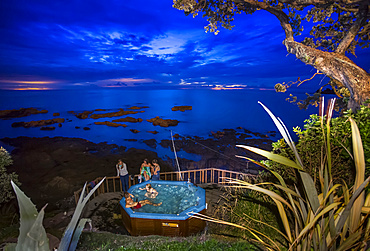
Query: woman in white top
[{"left": 116, "top": 159, "right": 129, "bottom": 192}]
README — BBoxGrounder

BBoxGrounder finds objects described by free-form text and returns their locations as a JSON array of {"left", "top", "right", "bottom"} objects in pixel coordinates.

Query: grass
[
  {"left": 204, "top": 181, "right": 285, "bottom": 247},
  {"left": 76, "top": 232, "right": 259, "bottom": 251}
]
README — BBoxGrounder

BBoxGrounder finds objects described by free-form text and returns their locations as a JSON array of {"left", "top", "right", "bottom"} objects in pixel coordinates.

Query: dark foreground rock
[
  {"left": 159, "top": 128, "right": 274, "bottom": 174},
  {"left": 0, "top": 137, "right": 173, "bottom": 208}
]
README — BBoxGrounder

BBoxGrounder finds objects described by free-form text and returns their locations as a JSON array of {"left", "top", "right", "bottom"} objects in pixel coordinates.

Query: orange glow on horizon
[
  {"left": 0, "top": 80, "right": 57, "bottom": 84},
  {"left": 12, "top": 87, "right": 52, "bottom": 90}
]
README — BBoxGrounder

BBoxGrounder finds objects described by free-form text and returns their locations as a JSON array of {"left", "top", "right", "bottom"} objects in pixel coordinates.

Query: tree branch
[
  {"left": 335, "top": 2, "right": 369, "bottom": 54},
  {"left": 241, "top": 0, "right": 294, "bottom": 41}
]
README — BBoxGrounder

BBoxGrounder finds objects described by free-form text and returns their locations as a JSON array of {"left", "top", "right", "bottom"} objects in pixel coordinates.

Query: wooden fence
[{"left": 74, "top": 168, "right": 257, "bottom": 204}]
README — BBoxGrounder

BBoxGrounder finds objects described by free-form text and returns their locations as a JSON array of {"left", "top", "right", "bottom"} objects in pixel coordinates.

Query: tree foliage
[
  {"left": 173, "top": 0, "right": 370, "bottom": 110},
  {"left": 0, "top": 146, "right": 20, "bottom": 204}
]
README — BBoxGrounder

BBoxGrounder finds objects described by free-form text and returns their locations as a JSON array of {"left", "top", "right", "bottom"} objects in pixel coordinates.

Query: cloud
[{"left": 0, "top": 0, "right": 369, "bottom": 91}]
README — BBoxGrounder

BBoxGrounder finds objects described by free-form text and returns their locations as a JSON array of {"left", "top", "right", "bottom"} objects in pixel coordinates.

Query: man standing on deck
[{"left": 116, "top": 159, "right": 129, "bottom": 192}]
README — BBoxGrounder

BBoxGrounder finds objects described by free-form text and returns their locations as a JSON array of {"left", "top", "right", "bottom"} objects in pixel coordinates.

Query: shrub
[
  {"left": 265, "top": 105, "right": 370, "bottom": 188},
  {"left": 0, "top": 146, "right": 20, "bottom": 204}
]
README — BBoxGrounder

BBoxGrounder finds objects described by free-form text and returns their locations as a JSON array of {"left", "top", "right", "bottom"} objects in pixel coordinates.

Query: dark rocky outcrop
[
  {"left": 159, "top": 128, "right": 275, "bottom": 173},
  {"left": 11, "top": 118, "right": 65, "bottom": 128},
  {"left": 143, "top": 139, "right": 157, "bottom": 148},
  {"left": 147, "top": 130, "right": 159, "bottom": 134},
  {"left": 69, "top": 111, "right": 93, "bottom": 119},
  {"left": 0, "top": 108, "right": 48, "bottom": 119},
  {"left": 40, "top": 126, "right": 56, "bottom": 131},
  {"left": 45, "top": 176, "right": 75, "bottom": 196},
  {"left": 90, "top": 109, "right": 142, "bottom": 119},
  {"left": 147, "top": 116, "right": 179, "bottom": 127},
  {"left": 130, "top": 129, "right": 140, "bottom": 133},
  {"left": 53, "top": 113, "right": 60, "bottom": 116},
  {"left": 113, "top": 117, "right": 143, "bottom": 123},
  {"left": 94, "top": 121, "right": 127, "bottom": 127},
  {"left": 172, "top": 105, "right": 192, "bottom": 112},
  {"left": 127, "top": 106, "right": 149, "bottom": 110}
]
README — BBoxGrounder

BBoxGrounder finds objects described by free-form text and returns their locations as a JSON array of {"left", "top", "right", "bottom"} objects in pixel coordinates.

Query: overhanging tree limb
[{"left": 173, "top": 0, "right": 370, "bottom": 110}]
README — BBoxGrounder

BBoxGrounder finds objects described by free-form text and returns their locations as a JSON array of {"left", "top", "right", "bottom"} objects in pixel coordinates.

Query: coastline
[{"left": 1, "top": 130, "right": 274, "bottom": 208}]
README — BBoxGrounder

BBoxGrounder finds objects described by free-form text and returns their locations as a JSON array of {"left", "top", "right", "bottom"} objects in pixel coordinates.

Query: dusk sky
[{"left": 0, "top": 0, "right": 369, "bottom": 91}]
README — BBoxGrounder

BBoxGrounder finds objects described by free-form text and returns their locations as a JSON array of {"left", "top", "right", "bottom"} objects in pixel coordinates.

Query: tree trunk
[{"left": 284, "top": 40, "right": 370, "bottom": 111}]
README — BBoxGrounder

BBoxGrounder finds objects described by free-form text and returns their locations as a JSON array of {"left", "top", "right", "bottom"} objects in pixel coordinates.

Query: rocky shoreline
[
  {"left": 0, "top": 106, "right": 276, "bottom": 212},
  {"left": 1, "top": 128, "right": 274, "bottom": 209}
]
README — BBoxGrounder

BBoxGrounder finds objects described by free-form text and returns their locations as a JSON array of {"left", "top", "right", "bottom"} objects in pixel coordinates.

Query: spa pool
[{"left": 119, "top": 180, "right": 206, "bottom": 236}]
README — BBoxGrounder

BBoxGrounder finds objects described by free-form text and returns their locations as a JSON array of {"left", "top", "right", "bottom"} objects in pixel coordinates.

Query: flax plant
[
  {"left": 6, "top": 178, "right": 105, "bottom": 251},
  {"left": 190, "top": 100, "right": 370, "bottom": 250}
]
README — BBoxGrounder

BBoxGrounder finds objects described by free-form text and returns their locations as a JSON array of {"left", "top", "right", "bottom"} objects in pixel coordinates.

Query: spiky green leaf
[{"left": 237, "top": 145, "right": 303, "bottom": 170}]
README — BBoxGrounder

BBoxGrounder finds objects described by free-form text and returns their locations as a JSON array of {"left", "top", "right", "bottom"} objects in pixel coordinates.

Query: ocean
[{"left": 0, "top": 88, "right": 320, "bottom": 160}]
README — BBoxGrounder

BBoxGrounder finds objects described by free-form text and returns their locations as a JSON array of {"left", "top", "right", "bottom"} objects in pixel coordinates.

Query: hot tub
[{"left": 119, "top": 180, "right": 206, "bottom": 236}]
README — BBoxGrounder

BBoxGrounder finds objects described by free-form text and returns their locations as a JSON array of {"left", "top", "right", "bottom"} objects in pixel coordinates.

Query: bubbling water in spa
[{"left": 130, "top": 182, "right": 200, "bottom": 214}]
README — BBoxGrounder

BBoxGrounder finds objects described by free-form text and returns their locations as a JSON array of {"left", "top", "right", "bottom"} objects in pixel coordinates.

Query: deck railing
[{"left": 74, "top": 168, "right": 257, "bottom": 204}]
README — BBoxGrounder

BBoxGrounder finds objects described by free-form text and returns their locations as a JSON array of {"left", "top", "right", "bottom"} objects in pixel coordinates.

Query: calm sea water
[{"left": 0, "top": 89, "right": 319, "bottom": 159}]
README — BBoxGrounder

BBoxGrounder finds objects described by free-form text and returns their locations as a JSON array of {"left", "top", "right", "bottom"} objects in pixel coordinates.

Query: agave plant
[
  {"left": 5, "top": 177, "right": 105, "bottom": 251},
  {"left": 191, "top": 100, "right": 370, "bottom": 250}
]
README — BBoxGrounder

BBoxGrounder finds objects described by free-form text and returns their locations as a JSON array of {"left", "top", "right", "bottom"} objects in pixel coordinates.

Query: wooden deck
[{"left": 74, "top": 168, "right": 256, "bottom": 204}]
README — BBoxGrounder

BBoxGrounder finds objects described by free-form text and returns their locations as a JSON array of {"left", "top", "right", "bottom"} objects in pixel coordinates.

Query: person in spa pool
[
  {"left": 139, "top": 184, "right": 158, "bottom": 198},
  {"left": 124, "top": 192, "right": 162, "bottom": 209}
]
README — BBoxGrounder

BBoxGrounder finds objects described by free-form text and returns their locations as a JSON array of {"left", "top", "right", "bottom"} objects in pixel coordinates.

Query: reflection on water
[{"left": 0, "top": 89, "right": 318, "bottom": 160}]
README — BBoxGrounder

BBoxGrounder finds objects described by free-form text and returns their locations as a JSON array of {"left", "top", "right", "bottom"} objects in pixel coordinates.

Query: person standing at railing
[
  {"left": 116, "top": 159, "right": 129, "bottom": 192},
  {"left": 151, "top": 159, "right": 160, "bottom": 181},
  {"left": 140, "top": 158, "right": 152, "bottom": 182}
]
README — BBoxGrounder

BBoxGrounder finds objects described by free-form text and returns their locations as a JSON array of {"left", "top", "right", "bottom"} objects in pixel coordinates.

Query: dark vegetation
[{"left": 264, "top": 105, "right": 370, "bottom": 188}]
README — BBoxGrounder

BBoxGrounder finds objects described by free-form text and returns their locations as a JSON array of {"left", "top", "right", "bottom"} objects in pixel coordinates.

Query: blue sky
[{"left": 0, "top": 0, "right": 369, "bottom": 90}]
